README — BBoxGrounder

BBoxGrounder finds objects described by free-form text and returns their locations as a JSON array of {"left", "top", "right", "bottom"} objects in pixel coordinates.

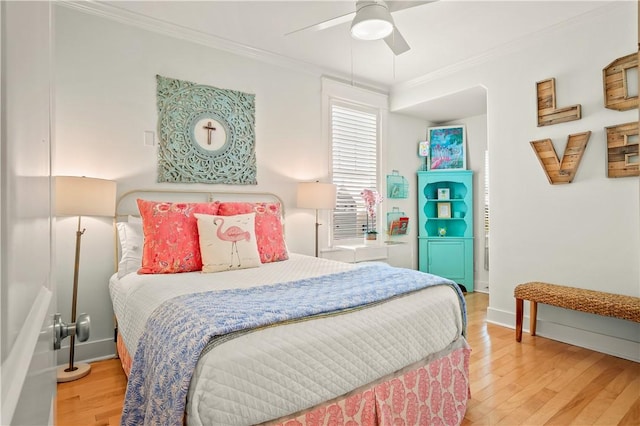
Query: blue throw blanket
[{"left": 121, "top": 263, "right": 465, "bottom": 426}]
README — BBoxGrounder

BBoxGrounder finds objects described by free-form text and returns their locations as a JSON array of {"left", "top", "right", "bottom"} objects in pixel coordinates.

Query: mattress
[
  {"left": 110, "top": 254, "right": 357, "bottom": 355},
  {"left": 110, "top": 254, "right": 465, "bottom": 425}
]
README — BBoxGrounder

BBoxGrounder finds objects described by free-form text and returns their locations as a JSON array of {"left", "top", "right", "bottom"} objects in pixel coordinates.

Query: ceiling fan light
[{"left": 350, "top": 3, "right": 394, "bottom": 41}]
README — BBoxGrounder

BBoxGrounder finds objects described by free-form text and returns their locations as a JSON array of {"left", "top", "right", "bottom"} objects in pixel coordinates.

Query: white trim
[
  {"left": 58, "top": 1, "right": 319, "bottom": 75},
  {"left": 57, "top": 1, "right": 386, "bottom": 94},
  {"left": 322, "top": 77, "right": 388, "bottom": 110},
  {"left": 58, "top": 1, "right": 621, "bottom": 95},
  {"left": 55, "top": 337, "right": 116, "bottom": 366},
  {"left": 1, "top": 286, "right": 52, "bottom": 426},
  {"left": 391, "top": 1, "right": 623, "bottom": 92},
  {"left": 322, "top": 77, "right": 389, "bottom": 246},
  {"left": 486, "top": 307, "right": 640, "bottom": 363},
  {"left": 321, "top": 76, "right": 389, "bottom": 243},
  {"left": 474, "top": 280, "right": 490, "bottom": 293},
  {"left": 49, "top": 400, "right": 54, "bottom": 426}
]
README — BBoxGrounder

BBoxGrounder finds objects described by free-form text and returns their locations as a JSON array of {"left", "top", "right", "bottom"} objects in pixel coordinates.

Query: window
[
  {"left": 330, "top": 102, "right": 379, "bottom": 240},
  {"left": 321, "top": 77, "right": 387, "bottom": 245}
]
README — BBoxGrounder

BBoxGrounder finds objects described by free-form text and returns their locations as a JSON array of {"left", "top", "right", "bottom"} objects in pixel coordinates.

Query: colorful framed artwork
[
  {"left": 427, "top": 125, "right": 466, "bottom": 170},
  {"left": 437, "top": 202, "right": 451, "bottom": 218},
  {"left": 418, "top": 141, "right": 429, "bottom": 157},
  {"left": 437, "top": 188, "right": 450, "bottom": 200}
]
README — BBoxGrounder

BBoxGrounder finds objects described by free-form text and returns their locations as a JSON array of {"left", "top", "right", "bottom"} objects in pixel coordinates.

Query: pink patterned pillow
[
  {"left": 137, "top": 199, "right": 220, "bottom": 274},
  {"left": 217, "top": 202, "right": 288, "bottom": 263}
]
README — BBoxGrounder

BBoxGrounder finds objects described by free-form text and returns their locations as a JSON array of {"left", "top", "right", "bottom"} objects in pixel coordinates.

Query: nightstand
[{"left": 320, "top": 241, "right": 412, "bottom": 268}]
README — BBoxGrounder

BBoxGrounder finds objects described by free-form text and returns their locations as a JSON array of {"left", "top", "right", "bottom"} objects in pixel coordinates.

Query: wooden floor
[{"left": 56, "top": 292, "right": 640, "bottom": 425}]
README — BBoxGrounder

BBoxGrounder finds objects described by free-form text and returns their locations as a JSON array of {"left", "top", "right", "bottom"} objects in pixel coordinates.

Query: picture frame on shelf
[
  {"left": 437, "top": 202, "right": 451, "bottom": 218},
  {"left": 437, "top": 188, "right": 450, "bottom": 200},
  {"left": 418, "top": 141, "right": 429, "bottom": 157},
  {"left": 427, "top": 125, "right": 466, "bottom": 171},
  {"left": 418, "top": 141, "right": 429, "bottom": 171}
]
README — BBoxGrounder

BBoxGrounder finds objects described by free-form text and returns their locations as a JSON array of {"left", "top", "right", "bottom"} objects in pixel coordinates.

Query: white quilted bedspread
[{"left": 109, "top": 254, "right": 464, "bottom": 425}]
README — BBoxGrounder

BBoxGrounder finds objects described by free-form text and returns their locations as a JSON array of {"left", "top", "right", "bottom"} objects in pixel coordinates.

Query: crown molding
[
  {"left": 57, "top": 1, "right": 619, "bottom": 98},
  {"left": 391, "top": 1, "right": 626, "bottom": 93},
  {"left": 58, "top": 1, "right": 391, "bottom": 93},
  {"left": 58, "top": 2, "right": 319, "bottom": 77}
]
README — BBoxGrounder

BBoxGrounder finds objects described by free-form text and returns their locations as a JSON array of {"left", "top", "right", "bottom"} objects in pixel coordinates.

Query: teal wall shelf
[
  {"left": 387, "top": 207, "right": 409, "bottom": 236},
  {"left": 386, "top": 170, "right": 409, "bottom": 199}
]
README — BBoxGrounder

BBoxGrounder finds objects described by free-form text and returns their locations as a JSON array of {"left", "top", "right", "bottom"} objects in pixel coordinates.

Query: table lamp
[
  {"left": 297, "top": 182, "right": 337, "bottom": 257},
  {"left": 55, "top": 176, "right": 116, "bottom": 382}
]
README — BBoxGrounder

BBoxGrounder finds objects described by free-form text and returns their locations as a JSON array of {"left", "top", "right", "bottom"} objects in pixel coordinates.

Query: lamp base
[{"left": 56, "top": 362, "right": 91, "bottom": 383}]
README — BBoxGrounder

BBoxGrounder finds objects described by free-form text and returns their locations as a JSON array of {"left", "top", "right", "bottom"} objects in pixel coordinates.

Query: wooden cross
[{"left": 203, "top": 121, "right": 216, "bottom": 145}]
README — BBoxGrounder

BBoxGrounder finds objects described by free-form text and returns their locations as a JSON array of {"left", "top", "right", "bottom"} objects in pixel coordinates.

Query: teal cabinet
[{"left": 418, "top": 171, "right": 474, "bottom": 291}]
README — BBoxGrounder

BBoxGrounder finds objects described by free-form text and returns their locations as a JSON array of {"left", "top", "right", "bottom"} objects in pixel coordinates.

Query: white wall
[
  {"left": 53, "top": 6, "right": 326, "bottom": 363},
  {"left": 441, "top": 114, "right": 489, "bottom": 292},
  {"left": 387, "top": 112, "right": 489, "bottom": 285},
  {"left": 385, "top": 113, "right": 430, "bottom": 269},
  {"left": 53, "top": 6, "right": 428, "bottom": 363},
  {"left": 54, "top": 2, "right": 639, "bottom": 363},
  {"left": 393, "top": 2, "right": 639, "bottom": 360}
]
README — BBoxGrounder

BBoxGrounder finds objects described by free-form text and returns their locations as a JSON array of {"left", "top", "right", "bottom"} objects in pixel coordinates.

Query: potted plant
[
  {"left": 365, "top": 230, "right": 378, "bottom": 241},
  {"left": 361, "top": 188, "right": 383, "bottom": 244}
]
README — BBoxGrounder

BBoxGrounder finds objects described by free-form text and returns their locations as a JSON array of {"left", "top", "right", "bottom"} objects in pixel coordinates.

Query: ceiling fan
[{"left": 286, "top": 1, "right": 434, "bottom": 56}]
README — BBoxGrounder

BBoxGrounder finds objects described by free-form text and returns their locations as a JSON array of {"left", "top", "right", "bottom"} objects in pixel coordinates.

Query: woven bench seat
[{"left": 514, "top": 282, "right": 640, "bottom": 341}]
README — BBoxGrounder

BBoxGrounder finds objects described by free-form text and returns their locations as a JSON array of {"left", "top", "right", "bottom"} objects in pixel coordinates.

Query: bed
[{"left": 110, "top": 190, "right": 470, "bottom": 426}]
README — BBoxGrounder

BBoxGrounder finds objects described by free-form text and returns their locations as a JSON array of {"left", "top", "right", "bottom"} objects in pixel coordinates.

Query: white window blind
[{"left": 331, "top": 103, "right": 378, "bottom": 240}]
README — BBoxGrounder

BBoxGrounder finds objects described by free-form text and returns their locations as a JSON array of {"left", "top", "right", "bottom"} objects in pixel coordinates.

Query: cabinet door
[{"left": 427, "top": 240, "right": 467, "bottom": 281}]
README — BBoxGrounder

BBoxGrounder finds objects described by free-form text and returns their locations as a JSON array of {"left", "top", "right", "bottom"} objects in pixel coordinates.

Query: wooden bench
[{"left": 514, "top": 282, "right": 640, "bottom": 341}]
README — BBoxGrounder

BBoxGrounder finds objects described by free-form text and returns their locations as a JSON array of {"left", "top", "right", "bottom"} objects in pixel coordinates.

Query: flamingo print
[{"left": 213, "top": 217, "right": 251, "bottom": 267}]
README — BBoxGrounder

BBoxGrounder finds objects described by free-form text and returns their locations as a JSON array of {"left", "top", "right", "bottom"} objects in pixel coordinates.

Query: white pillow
[
  {"left": 116, "top": 220, "right": 143, "bottom": 278},
  {"left": 195, "top": 212, "right": 261, "bottom": 273},
  {"left": 127, "top": 215, "right": 142, "bottom": 224}
]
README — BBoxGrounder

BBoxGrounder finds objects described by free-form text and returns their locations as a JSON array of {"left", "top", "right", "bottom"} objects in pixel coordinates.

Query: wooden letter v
[{"left": 530, "top": 131, "right": 591, "bottom": 184}]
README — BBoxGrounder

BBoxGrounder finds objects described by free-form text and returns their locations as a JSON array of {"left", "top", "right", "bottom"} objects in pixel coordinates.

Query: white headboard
[
  {"left": 113, "top": 189, "right": 286, "bottom": 271},
  {"left": 115, "top": 189, "right": 285, "bottom": 220}
]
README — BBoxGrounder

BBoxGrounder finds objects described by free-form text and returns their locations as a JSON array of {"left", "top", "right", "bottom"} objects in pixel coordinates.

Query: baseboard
[
  {"left": 474, "top": 280, "right": 489, "bottom": 293},
  {"left": 56, "top": 337, "right": 116, "bottom": 366},
  {"left": 486, "top": 307, "right": 640, "bottom": 363}
]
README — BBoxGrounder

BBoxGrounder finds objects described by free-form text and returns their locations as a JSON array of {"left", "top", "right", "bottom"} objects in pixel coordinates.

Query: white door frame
[{"left": 0, "top": 1, "right": 56, "bottom": 424}]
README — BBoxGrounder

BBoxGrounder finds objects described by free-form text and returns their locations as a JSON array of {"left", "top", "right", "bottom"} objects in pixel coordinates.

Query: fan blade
[
  {"left": 384, "top": 27, "right": 410, "bottom": 55},
  {"left": 386, "top": 1, "right": 435, "bottom": 13},
  {"left": 285, "top": 11, "right": 355, "bottom": 36},
  {"left": 286, "top": 1, "right": 436, "bottom": 36}
]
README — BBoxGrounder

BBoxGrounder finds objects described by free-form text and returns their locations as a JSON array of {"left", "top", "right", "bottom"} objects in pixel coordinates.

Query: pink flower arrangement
[{"left": 361, "top": 189, "right": 383, "bottom": 233}]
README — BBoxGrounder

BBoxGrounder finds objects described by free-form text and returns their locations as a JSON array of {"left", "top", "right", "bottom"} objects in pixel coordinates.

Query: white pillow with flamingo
[{"left": 195, "top": 212, "right": 262, "bottom": 273}]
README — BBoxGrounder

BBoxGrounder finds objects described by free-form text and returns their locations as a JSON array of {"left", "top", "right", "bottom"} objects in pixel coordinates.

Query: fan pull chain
[
  {"left": 350, "top": 42, "right": 354, "bottom": 86},
  {"left": 392, "top": 29, "right": 396, "bottom": 80},
  {"left": 393, "top": 56, "right": 396, "bottom": 80}
]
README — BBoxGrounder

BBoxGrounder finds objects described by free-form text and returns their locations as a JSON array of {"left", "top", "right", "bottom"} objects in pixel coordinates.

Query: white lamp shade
[
  {"left": 351, "top": 2, "right": 394, "bottom": 41},
  {"left": 297, "top": 182, "right": 337, "bottom": 210},
  {"left": 55, "top": 176, "right": 117, "bottom": 217}
]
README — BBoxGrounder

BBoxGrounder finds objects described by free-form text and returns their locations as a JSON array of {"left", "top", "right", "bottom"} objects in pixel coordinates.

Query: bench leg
[
  {"left": 516, "top": 298, "right": 523, "bottom": 342},
  {"left": 530, "top": 301, "right": 538, "bottom": 336}
]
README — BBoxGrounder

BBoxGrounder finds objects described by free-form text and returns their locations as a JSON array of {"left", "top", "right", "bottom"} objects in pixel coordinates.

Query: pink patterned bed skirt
[
  {"left": 267, "top": 343, "right": 471, "bottom": 426},
  {"left": 117, "top": 331, "right": 470, "bottom": 426},
  {"left": 116, "top": 331, "right": 133, "bottom": 377}
]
